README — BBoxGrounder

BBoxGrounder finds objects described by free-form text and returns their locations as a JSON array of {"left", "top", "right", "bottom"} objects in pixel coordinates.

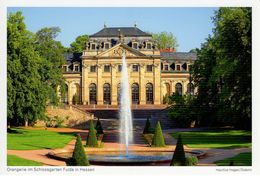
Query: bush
[
  {"left": 86, "top": 120, "right": 99, "bottom": 147},
  {"left": 95, "top": 118, "right": 104, "bottom": 134},
  {"left": 67, "top": 134, "right": 89, "bottom": 166},
  {"left": 72, "top": 94, "right": 79, "bottom": 105},
  {"left": 45, "top": 116, "right": 65, "bottom": 128},
  {"left": 171, "top": 135, "right": 186, "bottom": 166},
  {"left": 53, "top": 116, "right": 64, "bottom": 128},
  {"left": 143, "top": 117, "right": 154, "bottom": 134},
  {"left": 151, "top": 121, "right": 166, "bottom": 147},
  {"left": 185, "top": 156, "right": 198, "bottom": 166},
  {"left": 163, "top": 95, "right": 172, "bottom": 104}
]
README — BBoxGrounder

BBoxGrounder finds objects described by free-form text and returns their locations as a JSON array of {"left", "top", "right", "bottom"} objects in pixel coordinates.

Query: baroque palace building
[{"left": 62, "top": 25, "right": 196, "bottom": 105}]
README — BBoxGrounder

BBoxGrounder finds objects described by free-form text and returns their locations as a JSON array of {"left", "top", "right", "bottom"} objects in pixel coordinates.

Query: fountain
[
  {"left": 119, "top": 50, "right": 133, "bottom": 156},
  {"left": 47, "top": 48, "right": 205, "bottom": 166}
]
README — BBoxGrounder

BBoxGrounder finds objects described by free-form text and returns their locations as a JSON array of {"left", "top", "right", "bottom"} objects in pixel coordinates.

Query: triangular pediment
[{"left": 96, "top": 43, "right": 146, "bottom": 57}]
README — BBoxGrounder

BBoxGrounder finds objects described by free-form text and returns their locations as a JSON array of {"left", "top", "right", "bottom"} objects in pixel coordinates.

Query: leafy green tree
[
  {"left": 67, "top": 134, "right": 89, "bottom": 166},
  {"left": 212, "top": 7, "right": 251, "bottom": 129},
  {"left": 86, "top": 120, "right": 99, "bottom": 147},
  {"left": 151, "top": 121, "right": 165, "bottom": 147},
  {"left": 171, "top": 135, "right": 186, "bottom": 166},
  {"left": 7, "top": 11, "right": 48, "bottom": 126},
  {"left": 143, "top": 117, "right": 154, "bottom": 134},
  {"left": 191, "top": 7, "right": 251, "bottom": 129},
  {"left": 34, "top": 27, "right": 66, "bottom": 105},
  {"left": 167, "top": 93, "right": 197, "bottom": 127},
  {"left": 152, "top": 31, "right": 178, "bottom": 50},
  {"left": 95, "top": 118, "right": 104, "bottom": 134},
  {"left": 69, "top": 34, "right": 89, "bottom": 53}
]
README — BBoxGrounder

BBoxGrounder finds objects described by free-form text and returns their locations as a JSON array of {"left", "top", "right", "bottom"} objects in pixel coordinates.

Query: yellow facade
[{"left": 62, "top": 27, "right": 195, "bottom": 106}]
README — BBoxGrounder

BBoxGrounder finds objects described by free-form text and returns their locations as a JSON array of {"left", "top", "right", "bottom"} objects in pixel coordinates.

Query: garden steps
[{"left": 80, "top": 108, "right": 176, "bottom": 131}]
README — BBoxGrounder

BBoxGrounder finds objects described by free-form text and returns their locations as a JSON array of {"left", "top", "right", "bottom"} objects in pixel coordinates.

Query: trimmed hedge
[
  {"left": 143, "top": 117, "right": 154, "bottom": 134},
  {"left": 185, "top": 156, "right": 198, "bottom": 166},
  {"left": 95, "top": 118, "right": 104, "bottom": 134},
  {"left": 171, "top": 135, "right": 186, "bottom": 166},
  {"left": 86, "top": 120, "right": 99, "bottom": 147},
  {"left": 67, "top": 134, "right": 89, "bottom": 166},
  {"left": 151, "top": 121, "right": 165, "bottom": 147}
]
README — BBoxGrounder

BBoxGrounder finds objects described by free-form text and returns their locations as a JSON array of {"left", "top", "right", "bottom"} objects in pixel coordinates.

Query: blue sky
[{"left": 8, "top": 7, "right": 218, "bottom": 52}]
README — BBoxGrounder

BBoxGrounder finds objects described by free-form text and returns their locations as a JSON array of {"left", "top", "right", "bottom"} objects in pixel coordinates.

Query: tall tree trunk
[{"left": 25, "top": 119, "right": 28, "bottom": 127}]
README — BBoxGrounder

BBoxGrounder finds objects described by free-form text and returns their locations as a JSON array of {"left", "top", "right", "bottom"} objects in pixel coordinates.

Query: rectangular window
[
  {"left": 118, "top": 65, "right": 122, "bottom": 72},
  {"left": 104, "top": 65, "right": 111, "bottom": 72},
  {"left": 74, "top": 65, "right": 79, "bottom": 72},
  {"left": 133, "top": 43, "right": 138, "bottom": 49},
  {"left": 90, "top": 65, "right": 96, "bottom": 72},
  {"left": 132, "top": 65, "right": 139, "bottom": 72},
  {"left": 105, "top": 43, "right": 110, "bottom": 49},
  {"left": 146, "top": 65, "right": 153, "bottom": 72},
  {"left": 147, "top": 43, "right": 152, "bottom": 49},
  {"left": 164, "top": 65, "right": 169, "bottom": 71},
  {"left": 176, "top": 65, "right": 181, "bottom": 71},
  {"left": 91, "top": 43, "right": 96, "bottom": 50}
]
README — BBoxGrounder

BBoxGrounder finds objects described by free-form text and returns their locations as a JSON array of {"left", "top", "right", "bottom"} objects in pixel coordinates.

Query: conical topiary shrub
[
  {"left": 95, "top": 118, "right": 104, "bottom": 134},
  {"left": 67, "top": 134, "right": 89, "bottom": 166},
  {"left": 143, "top": 117, "right": 154, "bottom": 134},
  {"left": 86, "top": 120, "right": 99, "bottom": 147},
  {"left": 151, "top": 121, "right": 166, "bottom": 147},
  {"left": 170, "top": 134, "right": 186, "bottom": 166}
]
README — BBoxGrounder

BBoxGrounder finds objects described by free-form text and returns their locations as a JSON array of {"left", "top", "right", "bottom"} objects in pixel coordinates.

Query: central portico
[{"left": 81, "top": 42, "right": 161, "bottom": 105}]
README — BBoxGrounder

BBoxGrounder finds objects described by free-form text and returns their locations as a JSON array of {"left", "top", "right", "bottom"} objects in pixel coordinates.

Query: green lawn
[
  {"left": 171, "top": 130, "right": 251, "bottom": 149},
  {"left": 215, "top": 152, "right": 252, "bottom": 166},
  {"left": 7, "top": 155, "right": 43, "bottom": 166},
  {"left": 8, "top": 128, "right": 76, "bottom": 150}
]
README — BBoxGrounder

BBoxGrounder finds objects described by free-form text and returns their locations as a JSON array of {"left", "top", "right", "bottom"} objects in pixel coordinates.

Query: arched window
[
  {"left": 175, "top": 83, "right": 183, "bottom": 96},
  {"left": 132, "top": 83, "right": 139, "bottom": 104},
  {"left": 117, "top": 83, "right": 121, "bottom": 105},
  {"left": 187, "top": 83, "right": 194, "bottom": 95},
  {"left": 62, "top": 84, "right": 69, "bottom": 104},
  {"left": 146, "top": 83, "right": 153, "bottom": 104},
  {"left": 103, "top": 83, "right": 111, "bottom": 105},
  {"left": 89, "top": 83, "right": 97, "bottom": 104}
]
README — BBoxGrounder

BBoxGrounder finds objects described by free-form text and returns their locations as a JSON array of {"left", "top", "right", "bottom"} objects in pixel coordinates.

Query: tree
[
  {"left": 167, "top": 93, "right": 197, "bottom": 127},
  {"left": 67, "top": 134, "right": 89, "bottom": 166},
  {"left": 95, "top": 118, "right": 104, "bottom": 134},
  {"left": 170, "top": 135, "right": 186, "bottom": 166},
  {"left": 34, "top": 27, "right": 66, "bottom": 105},
  {"left": 212, "top": 7, "right": 251, "bottom": 129},
  {"left": 86, "top": 120, "right": 99, "bottom": 147},
  {"left": 151, "top": 121, "right": 165, "bottom": 147},
  {"left": 143, "top": 117, "right": 154, "bottom": 134},
  {"left": 7, "top": 11, "right": 48, "bottom": 126},
  {"left": 69, "top": 34, "right": 89, "bottom": 53},
  {"left": 152, "top": 31, "right": 178, "bottom": 50},
  {"left": 192, "top": 7, "right": 251, "bottom": 129}
]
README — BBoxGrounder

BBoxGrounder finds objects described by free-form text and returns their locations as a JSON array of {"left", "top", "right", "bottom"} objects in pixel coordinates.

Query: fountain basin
[{"left": 47, "top": 150, "right": 205, "bottom": 166}]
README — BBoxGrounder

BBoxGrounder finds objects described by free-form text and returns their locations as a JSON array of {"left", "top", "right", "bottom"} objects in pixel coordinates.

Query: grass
[
  {"left": 8, "top": 128, "right": 76, "bottom": 150},
  {"left": 171, "top": 130, "right": 251, "bottom": 149},
  {"left": 215, "top": 152, "right": 252, "bottom": 166},
  {"left": 7, "top": 155, "right": 43, "bottom": 166}
]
